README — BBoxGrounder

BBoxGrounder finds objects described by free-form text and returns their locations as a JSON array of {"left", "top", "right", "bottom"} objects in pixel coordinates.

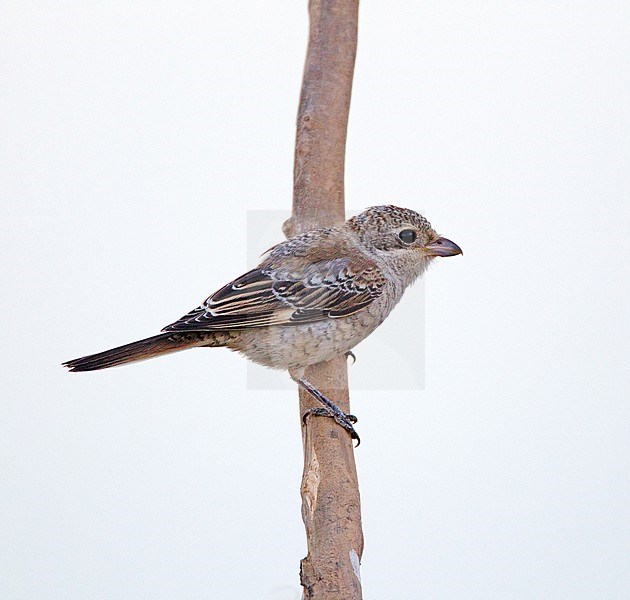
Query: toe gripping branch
[{"left": 296, "top": 377, "right": 360, "bottom": 447}]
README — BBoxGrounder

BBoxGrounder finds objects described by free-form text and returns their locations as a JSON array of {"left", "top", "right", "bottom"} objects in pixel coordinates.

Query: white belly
[{"left": 228, "top": 291, "right": 400, "bottom": 371}]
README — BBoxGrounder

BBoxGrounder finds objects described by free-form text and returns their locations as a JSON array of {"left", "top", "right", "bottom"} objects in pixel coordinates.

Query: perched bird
[{"left": 64, "top": 205, "right": 462, "bottom": 443}]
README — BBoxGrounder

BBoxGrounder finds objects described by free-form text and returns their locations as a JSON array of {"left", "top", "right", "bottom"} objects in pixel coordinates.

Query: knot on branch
[{"left": 282, "top": 216, "right": 296, "bottom": 239}]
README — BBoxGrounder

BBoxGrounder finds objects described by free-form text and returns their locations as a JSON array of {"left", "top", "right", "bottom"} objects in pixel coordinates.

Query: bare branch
[{"left": 288, "top": 1, "right": 363, "bottom": 598}]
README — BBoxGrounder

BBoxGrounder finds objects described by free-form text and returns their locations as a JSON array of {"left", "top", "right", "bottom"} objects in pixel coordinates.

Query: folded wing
[{"left": 163, "top": 245, "right": 385, "bottom": 332}]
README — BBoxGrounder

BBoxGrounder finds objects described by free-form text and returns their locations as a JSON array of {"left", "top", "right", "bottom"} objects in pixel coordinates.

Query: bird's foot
[
  {"left": 294, "top": 376, "right": 361, "bottom": 447},
  {"left": 302, "top": 407, "right": 358, "bottom": 425},
  {"left": 345, "top": 351, "right": 357, "bottom": 365},
  {"left": 302, "top": 407, "right": 360, "bottom": 446}
]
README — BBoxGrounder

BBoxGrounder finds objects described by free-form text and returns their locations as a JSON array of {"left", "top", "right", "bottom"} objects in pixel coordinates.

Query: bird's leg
[
  {"left": 345, "top": 351, "right": 357, "bottom": 365},
  {"left": 294, "top": 377, "right": 360, "bottom": 446}
]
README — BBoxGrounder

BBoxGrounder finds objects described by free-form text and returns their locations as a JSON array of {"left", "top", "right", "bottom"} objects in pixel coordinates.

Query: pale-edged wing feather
[{"left": 162, "top": 242, "right": 385, "bottom": 332}]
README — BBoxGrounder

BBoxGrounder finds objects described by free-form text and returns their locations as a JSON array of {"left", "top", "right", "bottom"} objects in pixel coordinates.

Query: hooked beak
[{"left": 424, "top": 237, "right": 463, "bottom": 257}]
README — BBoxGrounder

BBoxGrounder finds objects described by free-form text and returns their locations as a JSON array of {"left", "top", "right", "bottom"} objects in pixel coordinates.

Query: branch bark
[{"left": 284, "top": 1, "right": 363, "bottom": 599}]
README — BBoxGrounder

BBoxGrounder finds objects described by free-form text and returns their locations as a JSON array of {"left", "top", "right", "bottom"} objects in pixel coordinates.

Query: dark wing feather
[{"left": 162, "top": 253, "right": 385, "bottom": 332}]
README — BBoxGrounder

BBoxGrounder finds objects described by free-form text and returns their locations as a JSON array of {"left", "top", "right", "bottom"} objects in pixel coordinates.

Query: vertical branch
[{"left": 284, "top": 1, "right": 363, "bottom": 599}]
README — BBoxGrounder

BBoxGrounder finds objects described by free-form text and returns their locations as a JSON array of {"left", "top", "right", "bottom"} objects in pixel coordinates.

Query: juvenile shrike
[{"left": 64, "top": 205, "right": 462, "bottom": 443}]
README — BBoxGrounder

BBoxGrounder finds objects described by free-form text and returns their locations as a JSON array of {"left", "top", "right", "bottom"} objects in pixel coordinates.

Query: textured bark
[{"left": 285, "top": 1, "right": 363, "bottom": 599}]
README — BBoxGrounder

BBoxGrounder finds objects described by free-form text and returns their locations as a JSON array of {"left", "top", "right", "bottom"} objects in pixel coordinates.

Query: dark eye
[{"left": 398, "top": 229, "right": 417, "bottom": 244}]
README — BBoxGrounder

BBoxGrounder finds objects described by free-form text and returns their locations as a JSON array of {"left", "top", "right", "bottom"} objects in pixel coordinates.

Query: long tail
[{"left": 63, "top": 331, "right": 222, "bottom": 372}]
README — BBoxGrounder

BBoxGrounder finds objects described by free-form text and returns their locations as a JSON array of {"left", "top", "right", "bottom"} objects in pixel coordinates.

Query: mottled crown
[{"left": 346, "top": 205, "right": 432, "bottom": 235}]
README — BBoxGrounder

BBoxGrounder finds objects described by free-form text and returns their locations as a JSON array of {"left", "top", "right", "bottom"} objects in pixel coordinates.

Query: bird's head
[{"left": 346, "top": 205, "right": 462, "bottom": 281}]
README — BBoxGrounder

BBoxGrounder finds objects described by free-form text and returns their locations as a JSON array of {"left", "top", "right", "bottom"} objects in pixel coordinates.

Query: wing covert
[{"left": 162, "top": 256, "right": 385, "bottom": 333}]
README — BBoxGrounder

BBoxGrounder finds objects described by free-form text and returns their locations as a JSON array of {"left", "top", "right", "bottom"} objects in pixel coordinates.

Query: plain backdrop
[{"left": 1, "top": 2, "right": 629, "bottom": 599}]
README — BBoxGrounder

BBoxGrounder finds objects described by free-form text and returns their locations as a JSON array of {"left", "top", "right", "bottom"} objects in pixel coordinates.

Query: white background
[{"left": 1, "top": 2, "right": 629, "bottom": 599}]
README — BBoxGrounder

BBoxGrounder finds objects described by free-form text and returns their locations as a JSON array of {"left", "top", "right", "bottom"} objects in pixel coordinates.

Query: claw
[
  {"left": 302, "top": 407, "right": 360, "bottom": 446},
  {"left": 295, "top": 376, "right": 361, "bottom": 447},
  {"left": 345, "top": 351, "right": 356, "bottom": 365}
]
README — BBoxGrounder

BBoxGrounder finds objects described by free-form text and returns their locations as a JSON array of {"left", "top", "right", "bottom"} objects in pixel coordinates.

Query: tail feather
[{"left": 63, "top": 332, "right": 206, "bottom": 372}]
